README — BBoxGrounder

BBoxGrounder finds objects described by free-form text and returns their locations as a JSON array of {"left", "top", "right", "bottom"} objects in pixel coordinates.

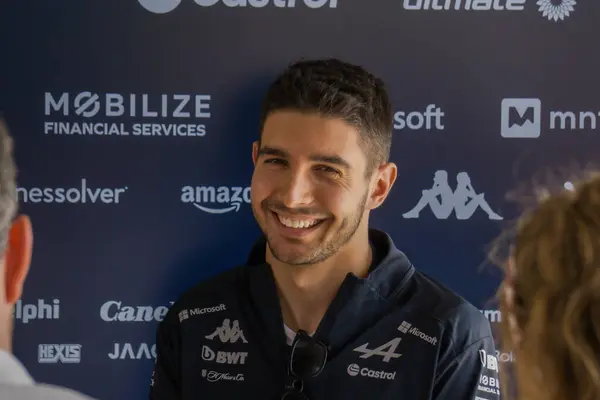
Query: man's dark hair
[
  {"left": 259, "top": 58, "right": 393, "bottom": 176},
  {"left": 0, "top": 120, "right": 18, "bottom": 252}
]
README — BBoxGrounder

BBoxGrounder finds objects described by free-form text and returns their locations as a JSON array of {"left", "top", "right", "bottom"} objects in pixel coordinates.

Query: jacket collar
[{"left": 246, "top": 229, "right": 415, "bottom": 356}]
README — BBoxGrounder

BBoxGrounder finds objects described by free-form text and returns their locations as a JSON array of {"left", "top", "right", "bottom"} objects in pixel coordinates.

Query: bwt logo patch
[
  {"left": 181, "top": 185, "right": 251, "bottom": 214},
  {"left": 201, "top": 345, "right": 248, "bottom": 365},
  {"left": 38, "top": 344, "right": 81, "bottom": 364},
  {"left": 501, "top": 98, "right": 541, "bottom": 138},
  {"left": 138, "top": 0, "right": 338, "bottom": 14}
]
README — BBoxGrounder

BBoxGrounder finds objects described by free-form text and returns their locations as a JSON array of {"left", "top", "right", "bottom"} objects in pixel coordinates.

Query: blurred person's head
[
  {"left": 494, "top": 173, "right": 600, "bottom": 400},
  {"left": 0, "top": 120, "right": 32, "bottom": 353}
]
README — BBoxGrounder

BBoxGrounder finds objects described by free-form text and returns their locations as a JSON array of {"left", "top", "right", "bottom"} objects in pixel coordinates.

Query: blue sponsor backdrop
[{"left": 1, "top": 0, "right": 598, "bottom": 399}]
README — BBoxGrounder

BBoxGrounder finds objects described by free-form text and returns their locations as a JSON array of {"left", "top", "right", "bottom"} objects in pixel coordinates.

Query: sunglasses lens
[{"left": 291, "top": 336, "right": 327, "bottom": 379}]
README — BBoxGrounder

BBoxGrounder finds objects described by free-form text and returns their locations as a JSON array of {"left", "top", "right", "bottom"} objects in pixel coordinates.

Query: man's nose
[{"left": 281, "top": 171, "right": 314, "bottom": 208}]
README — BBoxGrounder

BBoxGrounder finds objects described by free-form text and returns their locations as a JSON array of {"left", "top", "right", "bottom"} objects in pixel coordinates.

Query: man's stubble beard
[{"left": 265, "top": 190, "right": 369, "bottom": 266}]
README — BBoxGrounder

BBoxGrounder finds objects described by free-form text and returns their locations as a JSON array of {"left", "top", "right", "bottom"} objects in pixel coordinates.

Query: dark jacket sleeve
[
  {"left": 432, "top": 334, "right": 501, "bottom": 400},
  {"left": 149, "top": 311, "right": 181, "bottom": 399}
]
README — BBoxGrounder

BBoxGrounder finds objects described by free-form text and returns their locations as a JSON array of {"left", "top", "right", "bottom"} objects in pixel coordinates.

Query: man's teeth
[{"left": 277, "top": 215, "right": 319, "bottom": 229}]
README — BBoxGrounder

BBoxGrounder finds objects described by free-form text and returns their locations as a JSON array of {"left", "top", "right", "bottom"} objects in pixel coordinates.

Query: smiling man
[{"left": 150, "top": 59, "right": 500, "bottom": 400}]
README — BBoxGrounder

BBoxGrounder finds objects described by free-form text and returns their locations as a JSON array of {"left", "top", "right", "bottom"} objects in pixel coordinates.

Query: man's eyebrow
[
  {"left": 258, "top": 146, "right": 351, "bottom": 169},
  {"left": 257, "top": 146, "right": 288, "bottom": 158},
  {"left": 309, "top": 154, "right": 351, "bottom": 169}
]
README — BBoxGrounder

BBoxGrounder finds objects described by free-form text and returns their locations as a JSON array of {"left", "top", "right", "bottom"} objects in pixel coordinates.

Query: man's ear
[
  {"left": 367, "top": 163, "right": 397, "bottom": 210},
  {"left": 4, "top": 215, "right": 33, "bottom": 304}
]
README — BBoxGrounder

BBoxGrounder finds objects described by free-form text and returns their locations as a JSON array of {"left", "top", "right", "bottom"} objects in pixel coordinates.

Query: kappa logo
[
  {"left": 403, "top": 170, "right": 502, "bottom": 220},
  {"left": 201, "top": 345, "right": 248, "bottom": 365},
  {"left": 352, "top": 337, "right": 402, "bottom": 363},
  {"left": 205, "top": 319, "right": 248, "bottom": 344}
]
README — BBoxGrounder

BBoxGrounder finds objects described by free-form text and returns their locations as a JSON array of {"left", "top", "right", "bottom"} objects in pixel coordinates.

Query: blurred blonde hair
[{"left": 491, "top": 171, "right": 600, "bottom": 400}]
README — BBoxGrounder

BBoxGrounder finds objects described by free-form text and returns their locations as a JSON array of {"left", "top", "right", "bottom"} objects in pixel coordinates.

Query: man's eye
[
  {"left": 264, "top": 158, "right": 286, "bottom": 165},
  {"left": 316, "top": 165, "right": 341, "bottom": 176}
]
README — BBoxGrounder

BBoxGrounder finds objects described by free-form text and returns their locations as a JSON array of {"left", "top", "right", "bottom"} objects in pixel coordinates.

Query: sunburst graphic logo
[{"left": 537, "top": 0, "right": 576, "bottom": 22}]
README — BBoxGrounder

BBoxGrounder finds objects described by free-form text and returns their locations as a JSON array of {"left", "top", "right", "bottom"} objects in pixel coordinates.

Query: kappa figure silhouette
[
  {"left": 205, "top": 319, "right": 248, "bottom": 344},
  {"left": 403, "top": 171, "right": 502, "bottom": 220}
]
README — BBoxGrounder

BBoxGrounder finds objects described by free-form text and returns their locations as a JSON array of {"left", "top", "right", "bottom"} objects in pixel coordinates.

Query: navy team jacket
[{"left": 149, "top": 229, "right": 501, "bottom": 400}]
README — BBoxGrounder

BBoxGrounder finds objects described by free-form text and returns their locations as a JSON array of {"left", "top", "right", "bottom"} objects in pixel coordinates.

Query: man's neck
[{"left": 268, "top": 230, "right": 372, "bottom": 335}]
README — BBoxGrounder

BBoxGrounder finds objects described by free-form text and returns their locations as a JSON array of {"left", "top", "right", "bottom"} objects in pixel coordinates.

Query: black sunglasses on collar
[{"left": 281, "top": 330, "right": 328, "bottom": 400}]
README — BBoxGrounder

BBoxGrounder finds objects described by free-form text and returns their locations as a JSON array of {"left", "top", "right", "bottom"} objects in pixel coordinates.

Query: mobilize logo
[
  {"left": 202, "top": 345, "right": 248, "bottom": 365},
  {"left": 179, "top": 304, "right": 227, "bottom": 322},
  {"left": 138, "top": 0, "right": 338, "bottom": 14},
  {"left": 397, "top": 321, "right": 438, "bottom": 345},
  {"left": 346, "top": 363, "right": 396, "bottom": 381},
  {"left": 109, "top": 343, "right": 156, "bottom": 360},
  {"left": 478, "top": 349, "right": 500, "bottom": 396},
  {"left": 181, "top": 185, "right": 251, "bottom": 214},
  {"left": 401, "top": 0, "right": 576, "bottom": 22},
  {"left": 44, "top": 92, "right": 209, "bottom": 138},
  {"left": 393, "top": 104, "right": 445, "bottom": 131},
  {"left": 205, "top": 319, "right": 248, "bottom": 344},
  {"left": 501, "top": 97, "right": 600, "bottom": 138},
  {"left": 403, "top": 170, "right": 502, "bottom": 221},
  {"left": 100, "top": 300, "right": 174, "bottom": 323},
  {"left": 201, "top": 369, "right": 244, "bottom": 383},
  {"left": 14, "top": 299, "right": 60, "bottom": 323},
  {"left": 17, "top": 179, "right": 128, "bottom": 205},
  {"left": 38, "top": 344, "right": 81, "bottom": 364}
]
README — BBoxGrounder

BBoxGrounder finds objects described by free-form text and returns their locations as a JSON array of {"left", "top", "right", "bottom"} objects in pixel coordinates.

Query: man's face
[{"left": 250, "top": 110, "right": 375, "bottom": 266}]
